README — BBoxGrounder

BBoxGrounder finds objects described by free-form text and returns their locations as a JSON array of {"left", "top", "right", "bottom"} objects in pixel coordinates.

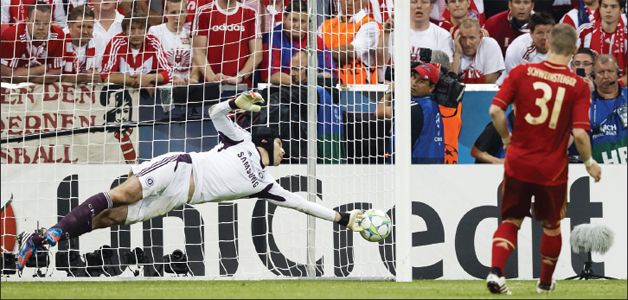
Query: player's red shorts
[{"left": 501, "top": 173, "right": 568, "bottom": 223}]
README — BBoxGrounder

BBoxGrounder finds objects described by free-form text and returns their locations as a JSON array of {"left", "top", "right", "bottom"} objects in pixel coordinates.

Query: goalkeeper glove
[
  {"left": 233, "top": 91, "right": 265, "bottom": 112},
  {"left": 346, "top": 210, "right": 365, "bottom": 232}
]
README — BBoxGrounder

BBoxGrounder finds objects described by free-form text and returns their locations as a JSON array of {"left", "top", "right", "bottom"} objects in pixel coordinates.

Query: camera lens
[{"left": 171, "top": 250, "right": 184, "bottom": 261}]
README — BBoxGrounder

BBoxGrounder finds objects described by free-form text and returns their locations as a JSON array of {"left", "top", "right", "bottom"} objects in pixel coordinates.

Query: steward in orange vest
[{"left": 320, "top": 11, "right": 382, "bottom": 84}]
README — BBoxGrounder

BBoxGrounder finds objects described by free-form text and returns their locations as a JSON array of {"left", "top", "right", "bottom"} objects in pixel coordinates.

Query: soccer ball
[{"left": 359, "top": 209, "right": 392, "bottom": 242}]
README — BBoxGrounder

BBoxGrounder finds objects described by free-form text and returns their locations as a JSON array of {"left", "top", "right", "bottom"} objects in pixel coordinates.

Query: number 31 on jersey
[{"left": 525, "top": 82, "right": 566, "bottom": 130}]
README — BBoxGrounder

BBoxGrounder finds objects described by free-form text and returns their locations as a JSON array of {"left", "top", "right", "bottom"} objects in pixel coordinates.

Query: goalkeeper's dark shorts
[{"left": 501, "top": 173, "right": 568, "bottom": 224}]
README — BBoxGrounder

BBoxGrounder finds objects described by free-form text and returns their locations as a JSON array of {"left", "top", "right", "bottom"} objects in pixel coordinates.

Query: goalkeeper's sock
[
  {"left": 31, "top": 233, "right": 45, "bottom": 249},
  {"left": 540, "top": 231, "right": 562, "bottom": 285},
  {"left": 50, "top": 192, "right": 113, "bottom": 241},
  {"left": 491, "top": 222, "right": 519, "bottom": 276}
]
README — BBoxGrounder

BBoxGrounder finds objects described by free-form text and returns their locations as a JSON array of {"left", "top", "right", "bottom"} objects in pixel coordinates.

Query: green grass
[{"left": 1, "top": 280, "right": 626, "bottom": 299}]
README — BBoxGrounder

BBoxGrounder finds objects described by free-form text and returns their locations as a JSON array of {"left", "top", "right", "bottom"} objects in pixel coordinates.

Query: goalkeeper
[{"left": 16, "top": 91, "right": 365, "bottom": 271}]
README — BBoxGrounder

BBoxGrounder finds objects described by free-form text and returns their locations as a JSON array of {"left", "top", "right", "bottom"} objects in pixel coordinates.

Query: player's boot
[
  {"left": 486, "top": 268, "right": 512, "bottom": 295},
  {"left": 43, "top": 228, "right": 63, "bottom": 247},
  {"left": 16, "top": 231, "right": 38, "bottom": 272},
  {"left": 536, "top": 279, "right": 557, "bottom": 294}
]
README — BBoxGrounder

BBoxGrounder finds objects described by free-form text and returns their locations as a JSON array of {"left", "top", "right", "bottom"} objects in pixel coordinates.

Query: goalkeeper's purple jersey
[{"left": 187, "top": 101, "right": 308, "bottom": 211}]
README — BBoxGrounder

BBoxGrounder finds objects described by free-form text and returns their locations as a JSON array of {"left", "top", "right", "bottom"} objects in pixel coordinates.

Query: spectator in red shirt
[
  {"left": 439, "top": 0, "right": 489, "bottom": 38},
  {"left": 0, "top": 2, "right": 63, "bottom": 83},
  {"left": 101, "top": 11, "right": 173, "bottom": 88},
  {"left": 560, "top": 0, "right": 600, "bottom": 28},
  {"left": 61, "top": 5, "right": 103, "bottom": 84},
  {"left": 440, "top": 0, "right": 485, "bottom": 26},
  {"left": 1, "top": 0, "right": 67, "bottom": 28},
  {"left": 261, "top": 0, "right": 335, "bottom": 85},
  {"left": 576, "top": 0, "right": 627, "bottom": 86},
  {"left": 483, "top": 0, "right": 535, "bottom": 56},
  {"left": 191, "top": 0, "right": 262, "bottom": 86}
]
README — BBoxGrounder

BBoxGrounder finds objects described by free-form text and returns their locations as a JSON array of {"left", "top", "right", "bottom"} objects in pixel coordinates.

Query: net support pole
[
  {"left": 393, "top": 0, "right": 413, "bottom": 283},
  {"left": 306, "top": 0, "right": 319, "bottom": 278}
]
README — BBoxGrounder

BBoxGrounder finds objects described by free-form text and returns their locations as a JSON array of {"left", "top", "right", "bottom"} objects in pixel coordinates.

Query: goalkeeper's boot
[
  {"left": 43, "top": 228, "right": 63, "bottom": 247},
  {"left": 536, "top": 279, "right": 556, "bottom": 294},
  {"left": 486, "top": 268, "right": 512, "bottom": 295},
  {"left": 16, "top": 231, "right": 38, "bottom": 272}
]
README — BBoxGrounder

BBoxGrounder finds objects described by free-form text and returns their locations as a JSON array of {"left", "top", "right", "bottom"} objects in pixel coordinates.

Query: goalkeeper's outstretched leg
[{"left": 17, "top": 91, "right": 365, "bottom": 273}]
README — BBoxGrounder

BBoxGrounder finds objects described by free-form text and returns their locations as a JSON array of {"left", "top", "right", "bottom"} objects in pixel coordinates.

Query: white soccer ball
[{"left": 359, "top": 209, "right": 392, "bottom": 242}]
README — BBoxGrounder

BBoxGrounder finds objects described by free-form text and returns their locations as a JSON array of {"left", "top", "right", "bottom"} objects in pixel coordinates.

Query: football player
[{"left": 16, "top": 91, "right": 365, "bottom": 272}]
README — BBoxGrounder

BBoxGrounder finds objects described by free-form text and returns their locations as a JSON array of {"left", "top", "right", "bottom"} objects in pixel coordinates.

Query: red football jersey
[
  {"left": 483, "top": 10, "right": 527, "bottom": 57},
  {"left": 4, "top": 0, "right": 58, "bottom": 25},
  {"left": 100, "top": 33, "right": 172, "bottom": 83},
  {"left": 192, "top": 1, "right": 261, "bottom": 78},
  {"left": 492, "top": 61, "right": 591, "bottom": 186},
  {"left": 0, "top": 23, "right": 63, "bottom": 70},
  {"left": 62, "top": 32, "right": 96, "bottom": 74}
]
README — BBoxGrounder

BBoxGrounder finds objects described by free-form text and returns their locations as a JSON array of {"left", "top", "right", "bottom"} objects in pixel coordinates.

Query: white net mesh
[{"left": 0, "top": 0, "right": 405, "bottom": 281}]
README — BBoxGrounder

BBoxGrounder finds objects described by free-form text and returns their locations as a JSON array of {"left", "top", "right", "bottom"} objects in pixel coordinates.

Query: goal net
[{"left": 0, "top": 0, "right": 412, "bottom": 281}]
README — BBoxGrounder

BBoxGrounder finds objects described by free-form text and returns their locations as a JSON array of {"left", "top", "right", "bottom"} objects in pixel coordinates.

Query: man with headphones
[{"left": 590, "top": 54, "right": 627, "bottom": 164}]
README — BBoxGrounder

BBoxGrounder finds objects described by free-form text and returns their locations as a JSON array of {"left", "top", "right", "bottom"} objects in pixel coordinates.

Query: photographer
[
  {"left": 376, "top": 62, "right": 445, "bottom": 164},
  {"left": 571, "top": 48, "right": 596, "bottom": 92},
  {"left": 590, "top": 54, "right": 627, "bottom": 164}
]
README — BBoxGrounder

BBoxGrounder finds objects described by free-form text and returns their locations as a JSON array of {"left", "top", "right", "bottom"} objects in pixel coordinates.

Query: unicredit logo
[{"left": 212, "top": 24, "right": 246, "bottom": 32}]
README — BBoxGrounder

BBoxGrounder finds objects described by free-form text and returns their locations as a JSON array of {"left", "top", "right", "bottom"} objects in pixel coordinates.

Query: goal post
[
  {"left": 392, "top": 0, "right": 413, "bottom": 283},
  {"left": 0, "top": 0, "right": 412, "bottom": 282}
]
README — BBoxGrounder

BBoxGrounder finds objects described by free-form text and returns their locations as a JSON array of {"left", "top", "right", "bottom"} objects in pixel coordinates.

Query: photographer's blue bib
[
  {"left": 590, "top": 87, "right": 628, "bottom": 164},
  {"left": 389, "top": 97, "right": 445, "bottom": 164}
]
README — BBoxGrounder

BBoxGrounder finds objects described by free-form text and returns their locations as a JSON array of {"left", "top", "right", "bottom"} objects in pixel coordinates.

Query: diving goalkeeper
[{"left": 16, "top": 91, "right": 365, "bottom": 271}]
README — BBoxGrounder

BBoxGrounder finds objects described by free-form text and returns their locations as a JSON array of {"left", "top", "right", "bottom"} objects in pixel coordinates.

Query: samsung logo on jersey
[
  {"left": 238, "top": 151, "right": 259, "bottom": 188},
  {"left": 211, "top": 24, "right": 246, "bottom": 32}
]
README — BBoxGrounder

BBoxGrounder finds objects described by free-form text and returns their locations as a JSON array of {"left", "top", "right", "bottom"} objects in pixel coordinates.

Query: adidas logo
[{"left": 211, "top": 24, "right": 246, "bottom": 32}]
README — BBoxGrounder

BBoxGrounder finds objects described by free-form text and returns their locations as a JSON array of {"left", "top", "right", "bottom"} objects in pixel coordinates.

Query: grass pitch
[{"left": 1, "top": 279, "right": 626, "bottom": 299}]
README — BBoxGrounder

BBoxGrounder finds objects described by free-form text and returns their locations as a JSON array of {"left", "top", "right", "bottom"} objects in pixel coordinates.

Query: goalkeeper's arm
[
  {"left": 208, "top": 91, "right": 266, "bottom": 143},
  {"left": 259, "top": 183, "right": 364, "bottom": 232}
]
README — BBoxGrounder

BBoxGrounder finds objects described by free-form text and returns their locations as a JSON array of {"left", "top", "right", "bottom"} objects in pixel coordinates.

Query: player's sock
[
  {"left": 491, "top": 222, "right": 519, "bottom": 275},
  {"left": 50, "top": 192, "right": 113, "bottom": 241},
  {"left": 540, "top": 231, "right": 562, "bottom": 285},
  {"left": 31, "top": 233, "right": 45, "bottom": 248}
]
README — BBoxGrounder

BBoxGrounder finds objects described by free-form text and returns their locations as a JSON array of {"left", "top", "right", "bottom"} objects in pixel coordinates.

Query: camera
[
  {"left": 1, "top": 252, "right": 17, "bottom": 275},
  {"left": 25, "top": 250, "right": 49, "bottom": 268},
  {"left": 124, "top": 247, "right": 147, "bottom": 265},
  {"left": 84, "top": 245, "right": 114, "bottom": 267},
  {"left": 433, "top": 71, "right": 466, "bottom": 109},
  {"left": 56, "top": 250, "right": 83, "bottom": 276},
  {"left": 418, "top": 48, "right": 432, "bottom": 64},
  {"left": 163, "top": 249, "right": 188, "bottom": 275},
  {"left": 576, "top": 68, "right": 586, "bottom": 78},
  {"left": 617, "top": 105, "right": 627, "bottom": 129},
  {"left": 384, "top": 51, "right": 466, "bottom": 109}
]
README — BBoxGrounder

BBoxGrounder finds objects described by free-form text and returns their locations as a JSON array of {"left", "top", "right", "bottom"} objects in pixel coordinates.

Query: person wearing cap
[{"left": 376, "top": 62, "right": 445, "bottom": 164}]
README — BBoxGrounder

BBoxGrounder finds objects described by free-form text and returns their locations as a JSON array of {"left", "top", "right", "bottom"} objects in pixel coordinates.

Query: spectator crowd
[{"left": 1, "top": 0, "right": 626, "bottom": 164}]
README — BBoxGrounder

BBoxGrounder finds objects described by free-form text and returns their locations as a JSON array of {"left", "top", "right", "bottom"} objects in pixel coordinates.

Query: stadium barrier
[{"left": 1, "top": 164, "right": 625, "bottom": 281}]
